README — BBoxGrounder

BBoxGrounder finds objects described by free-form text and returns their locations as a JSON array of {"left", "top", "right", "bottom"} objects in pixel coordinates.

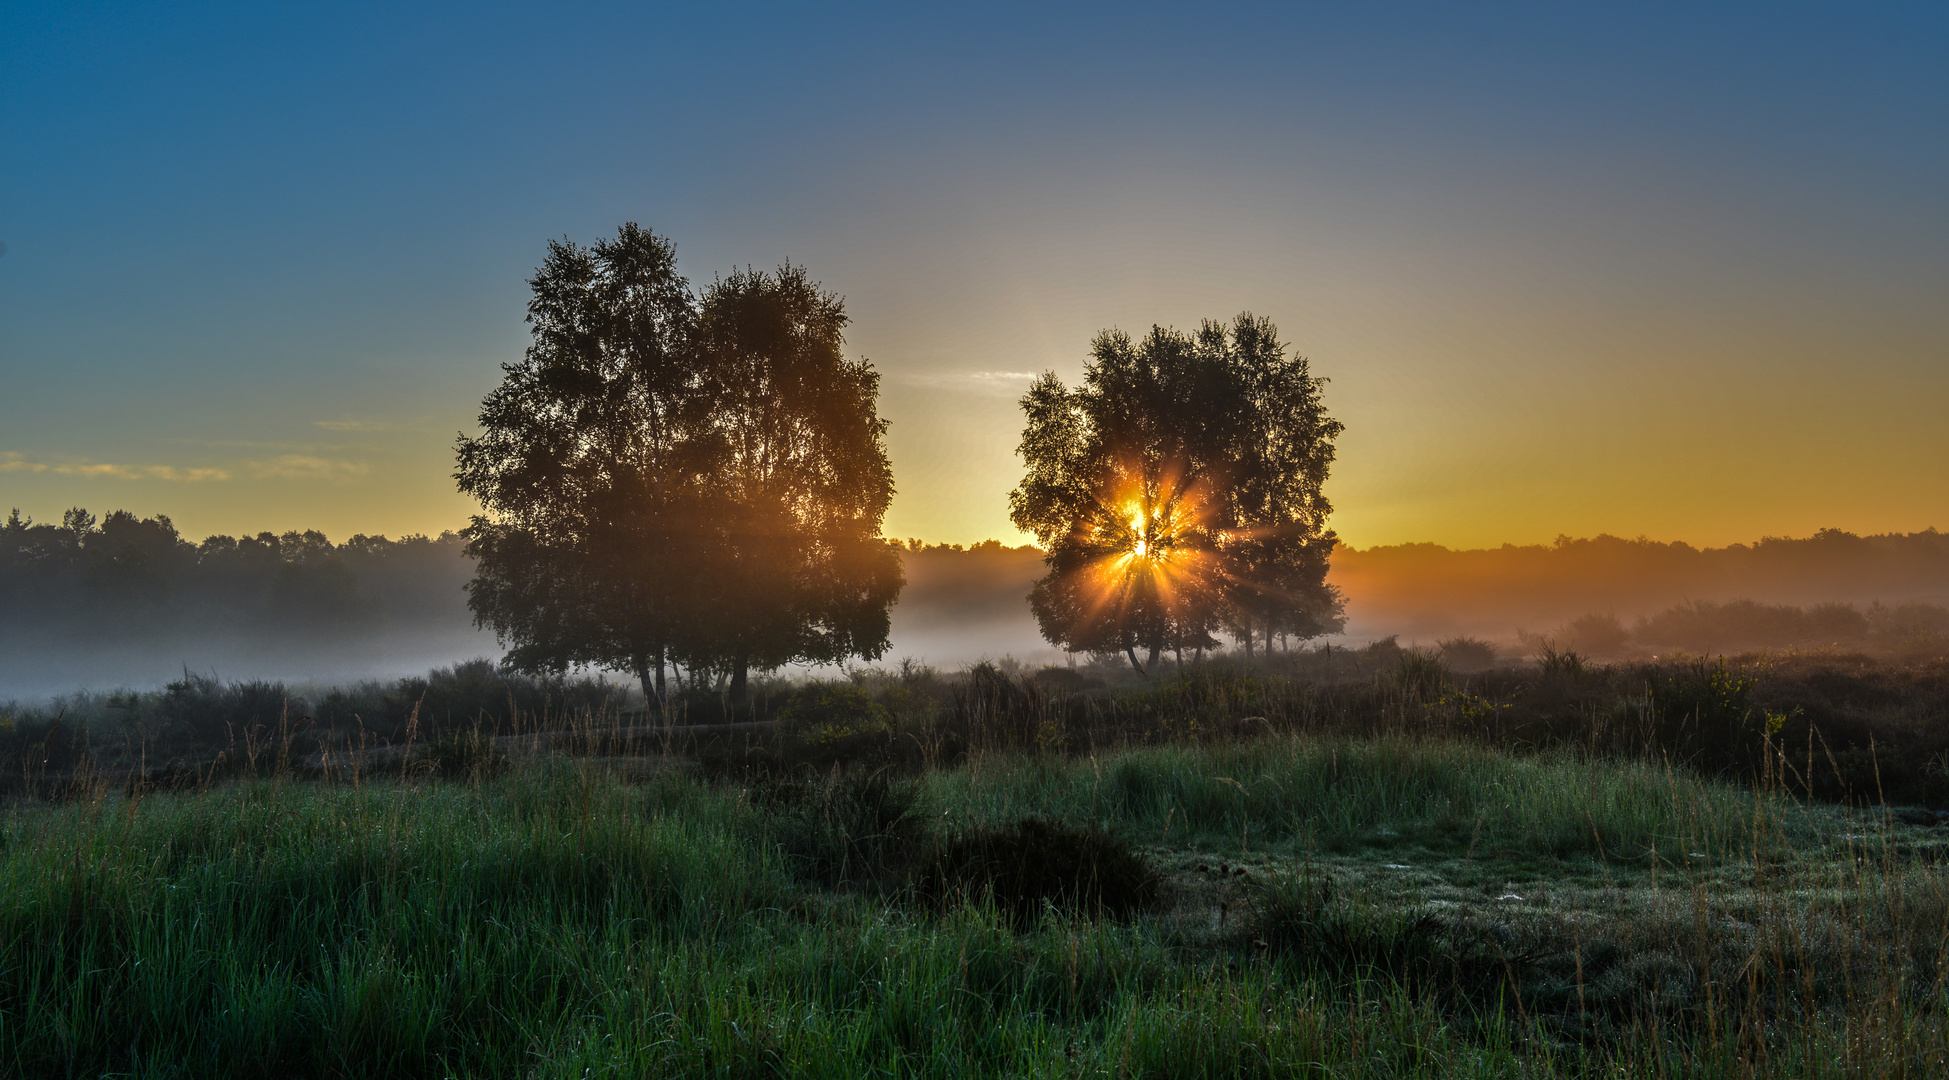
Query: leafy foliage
[
  {"left": 456, "top": 225, "right": 901, "bottom": 704},
  {"left": 777, "top": 682, "right": 892, "bottom": 742},
  {"left": 1009, "top": 314, "right": 1343, "bottom": 673}
]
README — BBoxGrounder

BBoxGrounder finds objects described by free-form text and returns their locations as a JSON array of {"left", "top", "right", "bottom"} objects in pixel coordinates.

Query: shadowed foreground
[{"left": 4, "top": 731, "right": 1949, "bottom": 1077}]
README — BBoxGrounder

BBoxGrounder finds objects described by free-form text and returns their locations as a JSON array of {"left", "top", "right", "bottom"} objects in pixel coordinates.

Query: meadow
[{"left": 3, "top": 646, "right": 1948, "bottom": 1077}]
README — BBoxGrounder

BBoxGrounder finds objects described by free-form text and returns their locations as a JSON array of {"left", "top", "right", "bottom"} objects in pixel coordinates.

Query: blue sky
[{"left": 4, "top": 1, "right": 1945, "bottom": 546}]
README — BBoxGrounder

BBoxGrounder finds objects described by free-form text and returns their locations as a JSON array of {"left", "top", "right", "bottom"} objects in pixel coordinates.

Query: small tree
[{"left": 1010, "top": 314, "right": 1342, "bottom": 673}]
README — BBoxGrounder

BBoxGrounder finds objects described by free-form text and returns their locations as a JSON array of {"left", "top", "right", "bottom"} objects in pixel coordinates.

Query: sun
[{"left": 1115, "top": 502, "right": 1169, "bottom": 565}]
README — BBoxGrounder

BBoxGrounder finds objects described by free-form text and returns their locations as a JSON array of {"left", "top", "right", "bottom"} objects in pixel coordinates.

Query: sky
[{"left": 3, "top": 1, "right": 1945, "bottom": 550}]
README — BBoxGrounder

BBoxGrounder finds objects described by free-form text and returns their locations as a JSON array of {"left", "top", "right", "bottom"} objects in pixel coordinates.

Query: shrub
[
  {"left": 158, "top": 671, "right": 296, "bottom": 749},
  {"left": 1391, "top": 651, "right": 1449, "bottom": 698},
  {"left": 950, "top": 662, "right": 1053, "bottom": 749},
  {"left": 1565, "top": 611, "right": 1630, "bottom": 655},
  {"left": 778, "top": 682, "right": 891, "bottom": 744},
  {"left": 1436, "top": 636, "right": 1497, "bottom": 673},
  {"left": 917, "top": 818, "right": 1157, "bottom": 922},
  {"left": 1535, "top": 644, "right": 1591, "bottom": 677},
  {"left": 1646, "top": 658, "right": 1765, "bottom": 775}
]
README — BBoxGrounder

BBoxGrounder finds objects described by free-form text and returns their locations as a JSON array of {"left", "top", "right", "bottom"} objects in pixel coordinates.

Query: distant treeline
[
  {"left": 1330, "top": 529, "right": 1949, "bottom": 643},
  {"left": 0, "top": 509, "right": 1054, "bottom": 698},
  {"left": 0, "top": 508, "right": 491, "bottom": 695},
  {"left": 8, "top": 510, "right": 1949, "bottom": 697},
  {"left": 1, "top": 508, "right": 466, "bottom": 632},
  {"left": 1540, "top": 598, "right": 1949, "bottom": 658}
]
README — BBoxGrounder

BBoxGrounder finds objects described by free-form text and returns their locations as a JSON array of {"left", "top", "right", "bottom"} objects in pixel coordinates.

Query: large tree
[
  {"left": 683, "top": 264, "right": 903, "bottom": 701},
  {"left": 1009, "top": 313, "right": 1342, "bottom": 672},
  {"left": 456, "top": 225, "right": 901, "bottom": 707},
  {"left": 1212, "top": 313, "right": 1345, "bottom": 656},
  {"left": 456, "top": 224, "right": 706, "bottom": 706}
]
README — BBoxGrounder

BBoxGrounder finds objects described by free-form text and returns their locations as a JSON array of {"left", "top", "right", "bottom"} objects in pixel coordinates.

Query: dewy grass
[
  {"left": 0, "top": 739, "right": 1937, "bottom": 1077},
  {"left": 931, "top": 737, "right": 1792, "bottom": 863},
  {"left": 0, "top": 767, "right": 782, "bottom": 1076}
]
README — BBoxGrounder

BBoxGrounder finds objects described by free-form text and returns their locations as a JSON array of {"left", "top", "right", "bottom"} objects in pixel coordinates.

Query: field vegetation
[{"left": 2, "top": 646, "right": 1948, "bottom": 1075}]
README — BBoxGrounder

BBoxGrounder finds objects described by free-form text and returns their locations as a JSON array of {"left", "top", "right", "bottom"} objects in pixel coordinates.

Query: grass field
[{"left": 4, "top": 726, "right": 1948, "bottom": 1078}]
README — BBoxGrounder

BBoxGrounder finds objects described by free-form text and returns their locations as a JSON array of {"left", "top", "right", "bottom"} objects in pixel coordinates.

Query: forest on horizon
[{"left": 3, "top": 507, "right": 1944, "bottom": 700}]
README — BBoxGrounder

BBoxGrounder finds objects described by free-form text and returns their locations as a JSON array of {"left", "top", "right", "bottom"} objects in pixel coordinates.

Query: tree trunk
[
  {"left": 730, "top": 657, "right": 749, "bottom": 705},
  {"left": 1242, "top": 618, "right": 1255, "bottom": 660},
  {"left": 633, "top": 654, "right": 661, "bottom": 712},
  {"left": 1146, "top": 643, "right": 1161, "bottom": 672},
  {"left": 1125, "top": 645, "right": 1147, "bottom": 676},
  {"left": 1265, "top": 621, "right": 1274, "bottom": 659}
]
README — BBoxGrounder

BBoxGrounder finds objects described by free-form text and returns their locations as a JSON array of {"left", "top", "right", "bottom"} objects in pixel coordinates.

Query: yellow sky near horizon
[{"left": 6, "top": 311, "right": 1944, "bottom": 556}]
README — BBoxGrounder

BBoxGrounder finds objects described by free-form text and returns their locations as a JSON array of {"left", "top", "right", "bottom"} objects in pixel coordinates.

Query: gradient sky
[{"left": 4, "top": 1, "right": 1945, "bottom": 550}]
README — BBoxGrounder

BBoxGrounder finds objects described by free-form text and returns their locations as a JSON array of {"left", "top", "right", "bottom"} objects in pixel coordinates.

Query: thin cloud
[
  {"left": 900, "top": 370, "right": 1041, "bottom": 397},
  {"left": 2, "top": 450, "right": 368, "bottom": 483},
  {"left": 0, "top": 452, "right": 229, "bottom": 481},
  {"left": 247, "top": 455, "right": 372, "bottom": 482},
  {"left": 60, "top": 463, "right": 231, "bottom": 482},
  {"left": 313, "top": 416, "right": 426, "bottom": 433}
]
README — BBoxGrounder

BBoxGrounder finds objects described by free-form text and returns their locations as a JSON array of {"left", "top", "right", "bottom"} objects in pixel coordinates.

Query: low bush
[
  {"left": 917, "top": 818, "right": 1158, "bottom": 922},
  {"left": 776, "top": 682, "right": 891, "bottom": 743},
  {"left": 1437, "top": 636, "right": 1498, "bottom": 672}
]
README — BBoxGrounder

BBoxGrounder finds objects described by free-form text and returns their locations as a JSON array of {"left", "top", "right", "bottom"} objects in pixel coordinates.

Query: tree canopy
[
  {"left": 455, "top": 224, "right": 901, "bottom": 706},
  {"left": 1008, "top": 313, "right": 1344, "bottom": 672}
]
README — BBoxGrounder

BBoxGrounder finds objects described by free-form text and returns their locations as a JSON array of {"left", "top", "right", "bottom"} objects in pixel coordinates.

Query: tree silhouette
[
  {"left": 456, "top": 225, "right": 900, "bottom": 707},
  {"left": 457, "top": 224, "right": 710, "bottom": 705},
  {"left": 1211, "top": 314, "right": 1345, "bottom": 656},
  {"left": 1009, "top": 314, "right": 1342, "bottom": 672},
  {"left": 682, "top": 264, "right": 903, "bottom": 701}
]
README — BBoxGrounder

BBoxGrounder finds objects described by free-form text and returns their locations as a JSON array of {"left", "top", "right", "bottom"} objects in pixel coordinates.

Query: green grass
[
  {"left": 941, "top": 739, "right": 1778, "bottom": 861},
  {"left": 2, "top": 740, "right": 1946, "bottom": 1077}
]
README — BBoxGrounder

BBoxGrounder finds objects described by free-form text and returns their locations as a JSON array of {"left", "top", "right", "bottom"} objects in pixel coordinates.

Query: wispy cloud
[
  {"left": 62, "top": 462, "right": 232, "bottom": 481},
  {"left": 1, "top": 452, "right": 230, "bottom": 481},
  {"left": 312, "top": 416, "right": 426, "bottom": 433},
  {"left": 247, "top": 455, "right": 372, "bottom": 482},
  {"left": 2, "top": 450, "right": 369, "bottom": 483},
  {"left": 900, "top": 370, "right": 1042, "bottom": 397}
]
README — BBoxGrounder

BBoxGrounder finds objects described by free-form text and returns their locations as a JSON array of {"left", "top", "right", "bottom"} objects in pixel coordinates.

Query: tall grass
[
  {"left": 0, "top": 736, "right": 1941, "bottom": 1076},
  {"left": 935, "top": 738, "right": 1787, "bottom": 862}
]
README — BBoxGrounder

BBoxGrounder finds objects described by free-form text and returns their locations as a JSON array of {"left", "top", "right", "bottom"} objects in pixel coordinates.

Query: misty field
[{"left": 3, "top": 651, "right": 1949, "bottom": 1077}]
